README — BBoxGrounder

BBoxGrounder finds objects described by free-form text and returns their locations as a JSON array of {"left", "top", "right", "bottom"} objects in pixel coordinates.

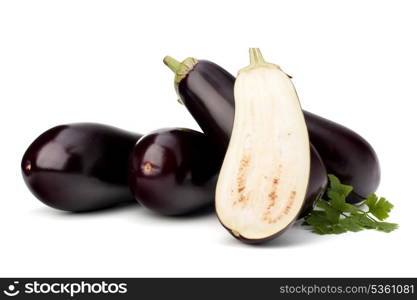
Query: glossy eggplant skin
[
  {"left": 176, "top": 59, "right": 380, "bottom": 204},
  {"left": 21, "top": 123, "right": 141, "bottom": 212},
  {"left": 178, "top": 60, "right": 235, "bottom": 155},
  {"left": 303, "top": 145, "right": 328, "bottom": 218},
  {"left": 304, "top": 112, "right": 380, "bottom": 202},
  {"left": 128, "top": 128, "right": 221, "bottom": 216}
]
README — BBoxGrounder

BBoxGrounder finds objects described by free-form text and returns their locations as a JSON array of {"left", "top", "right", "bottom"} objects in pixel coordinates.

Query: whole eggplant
[
  {"left": 128, "top": 128, "right": 221, "bottom": 216},
  {"left": 163, "top": 56, "right": 380, "bottom": 204},
  {"left": 21, "top": 123, "right": 141, "bottom": 212},
  {"left": 304, "top": 112, "right": 380, "bottom": 203}
]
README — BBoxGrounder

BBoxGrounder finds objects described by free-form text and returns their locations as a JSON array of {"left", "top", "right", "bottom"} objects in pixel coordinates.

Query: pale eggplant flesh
[
  {"left": 215, "top": 49, "right": 311, "bottom": 243},
  {"left": 164, "top": 56, "right": 327, "bottom": 219},
  {"left": 163, "top": 54, "right": 379, "bottom": 205}
]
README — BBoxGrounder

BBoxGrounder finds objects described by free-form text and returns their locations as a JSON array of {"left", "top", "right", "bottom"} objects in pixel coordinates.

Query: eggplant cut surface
[
  {"left": 216, "top": 49, "right": 310, "bottom": 242},
  {"left": 164, "top": 55, "right": 379, "bottom": 205}
]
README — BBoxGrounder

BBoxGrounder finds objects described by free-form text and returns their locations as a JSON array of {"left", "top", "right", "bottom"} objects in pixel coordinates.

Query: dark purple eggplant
[
  {"left": 128, "top": 128, "right": 221, "bottom": 216},
  {"left": 304, "top": 111, "right": 380, "bottom": 203},
  {"left": 304, "top": 145, "right": 328, "bottom": 218},
  {"left": 21, "top": 123, "right": 141, "bottom": 212},
  {"left": 163, "top": 56, "right": 380, "bottom": 204}
]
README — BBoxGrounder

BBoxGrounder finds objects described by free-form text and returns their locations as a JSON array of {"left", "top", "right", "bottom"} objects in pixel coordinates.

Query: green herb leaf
[
  {"left": 364, "top": 194, "right": 394, "bottom": 221},
  {"left": 316, "top": 199, "right": 341, "bottom": 224},
  {"left": 339, "top": 216, "right": 364, "bottom": 232},
  {"left": 305, "top": 211, "right": 331, "bottom": 227},
  {"left": 328, "top": 175, "right": 353, "bottom": 199},
  {"left": 355, "top": 214, "right": 378, "bottom": 229},
  {"left": 375, "top": 221, "right": 398, "bottom": 233},
  {"left": 304, "top": 174, "right": 398, "bottom": 235}
]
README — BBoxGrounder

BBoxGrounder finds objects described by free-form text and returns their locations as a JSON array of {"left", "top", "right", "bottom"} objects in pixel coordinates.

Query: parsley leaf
[
  {"left": 363, "top": 194, "right": 393, "bottom": 221},
  {"left": 338, "top": 216, "right": 364, "bottom": 232},
  {"left": 304, "top": 175, "right": 398, "bottom": 235},
  {"left": 375, "top": 222, "right": 398, "bottom": 233}
]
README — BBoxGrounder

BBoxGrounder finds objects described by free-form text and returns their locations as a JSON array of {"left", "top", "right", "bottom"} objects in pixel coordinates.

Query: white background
[{"left": 0, "top": 0, "right": 416, "bottom": 277}]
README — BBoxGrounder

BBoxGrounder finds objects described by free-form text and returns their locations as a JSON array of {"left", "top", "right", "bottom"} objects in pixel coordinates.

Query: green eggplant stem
[
  {"left": 163, "top": 56, "right": 183, "bottom": 74},
  {"left": 249, "top": 48, "right": 266, "bottom": 65},
  {"left": 163, "top": 55, "right": 198, "bottom": 101}
]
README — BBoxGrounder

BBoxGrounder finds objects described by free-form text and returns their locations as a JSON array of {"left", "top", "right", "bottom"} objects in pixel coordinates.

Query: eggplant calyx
[{"left": 163, "top": 56, "right": 198, "bottom": 97}]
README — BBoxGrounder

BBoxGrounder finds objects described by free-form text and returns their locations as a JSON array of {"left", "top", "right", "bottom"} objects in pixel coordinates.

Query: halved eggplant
[
  {"left": 163, "top": 57, "right": 327, "bottom": 218},
  {"left": 215, "top": 49, "right": 311, "bottom": 243},
  {"left": 163, "top": 53, "right": 380, "bottom": 205}
]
